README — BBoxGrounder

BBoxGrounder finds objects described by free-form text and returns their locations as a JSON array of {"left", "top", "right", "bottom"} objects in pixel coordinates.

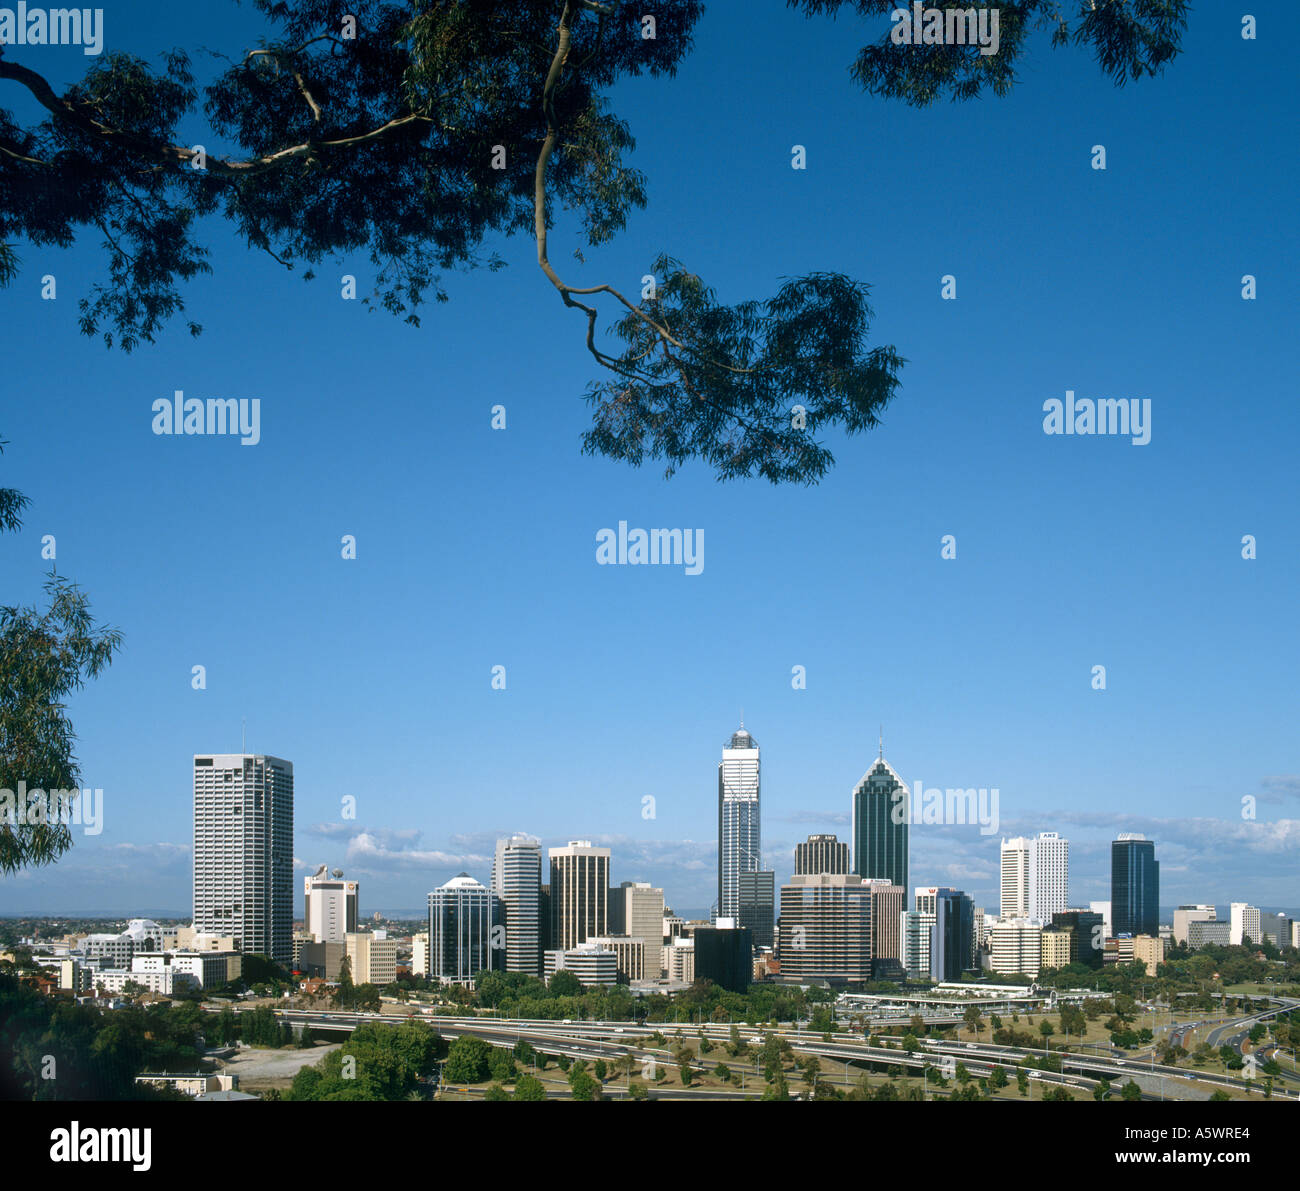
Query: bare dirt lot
[{"left": 221, "top": 1043, "right": 341, "bottom": 1090}]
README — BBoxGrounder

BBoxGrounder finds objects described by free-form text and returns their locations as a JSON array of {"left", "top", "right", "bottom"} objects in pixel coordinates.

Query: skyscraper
[
  {"left": 738, "top": 870, "right": 775, "bottom": 950},
  {"left": 303, "top": 866, "right": 358, "bottom": 943},
  {"left": 491, "top": 834, "right": 542, "bottom": 976},
  {"left": 778, "top": 873, "right": 873, "bottom": 982},
  {"left": 930, "top": 888, "right": 975, "bottom": 981},
  {"left": 549, "top": 840, "right": 611, "bottom": 950},
  {"left": 717, "top": 723, "right": 761, "bottom": 922},
  {"left": 795, "top": 833, "right": 850, "bottom": 876},
  {"left": 851, "top": 738, "right": 908, "bottom": 892},
  {"left": 428, "top": 873, "right": 502, "bottom": 984},
  {"left": 1000, "top": 832, "right": 1069, "bottom": 920},
  {"left": 1111, "top": 834, "right": 1159, "bottom": 937},
  {"left": 193, "top": 753, "right": 293, "bottom": 964}
]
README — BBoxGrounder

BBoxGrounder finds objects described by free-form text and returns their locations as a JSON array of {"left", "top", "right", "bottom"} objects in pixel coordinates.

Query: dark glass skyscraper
[
  {"left": 1111, "top": 834, "right": 1159, "bottom": 936},
  {"left": 851, "top": 741, "right": 908, "bottom": 893},
  {"left": 931, "top": 888, "right": 975, "bottom": 981}
]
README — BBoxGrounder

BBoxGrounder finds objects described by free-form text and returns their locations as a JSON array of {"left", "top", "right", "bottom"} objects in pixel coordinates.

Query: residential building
[
  {"left": 587, "top": 936, "right": 646, "bottom": 983},
  {"left": 193, "top": 753, "right": 294, "bottom": 964},
  {"left": 492, "top": 834, "right": 543, "bottom": 976}
]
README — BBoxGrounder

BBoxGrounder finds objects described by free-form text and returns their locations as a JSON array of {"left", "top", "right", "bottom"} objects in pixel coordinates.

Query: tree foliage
[{"left": 1, "top": 439, "right": 123, "bottom": 873}]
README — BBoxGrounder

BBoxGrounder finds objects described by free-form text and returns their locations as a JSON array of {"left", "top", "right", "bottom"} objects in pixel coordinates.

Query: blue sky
[{"left": 1, "top": 2, "right": 1296, "bottom": 918}]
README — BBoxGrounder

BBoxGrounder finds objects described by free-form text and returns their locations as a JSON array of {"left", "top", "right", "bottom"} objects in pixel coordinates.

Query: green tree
[
  {"left": 1121, "top": 1079, "right": 1142, "bottom": 1101},
  {"left": 0, "top": 4, "right": 1189, "bottom": 485},
  {"left": 487, "top": 1046, "right": 517, "bottom": 1084},
  {"left": 0, "top": 448, "right": 123, "bottom": 872},
  {"left": 569, "top": 1068, "right": 601, "bottom": 1101},
  {"left": 513, "top": 1074, "right": 547, "bottom": 1102},
  {"left": 484, "top": 1083, "right": 510, "bottom": 1101},
  {"left": 549, "top": 970, "right": 583, "bottom": 998},
  {"left": 444, "top": 1035, "right": 492, "bottom": 1084}
]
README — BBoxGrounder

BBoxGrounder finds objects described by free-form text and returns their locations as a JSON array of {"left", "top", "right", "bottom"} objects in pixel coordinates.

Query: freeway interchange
[{"left": 232, "top": 995, "right": 1300, "bottom": 1102}]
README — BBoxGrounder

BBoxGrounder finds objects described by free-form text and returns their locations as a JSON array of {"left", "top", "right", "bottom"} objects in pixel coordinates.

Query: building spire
[{"left": 878, "top": 725, "right": 883, "bottom": 760}]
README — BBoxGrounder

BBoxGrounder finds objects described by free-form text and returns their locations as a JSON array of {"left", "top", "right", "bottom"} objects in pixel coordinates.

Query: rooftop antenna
[
  {"left": 241, "top": 717, "right": 247, "bottom": 754},
  {"left": 878, "top": 725, "right": 883, "bottom": 760}
]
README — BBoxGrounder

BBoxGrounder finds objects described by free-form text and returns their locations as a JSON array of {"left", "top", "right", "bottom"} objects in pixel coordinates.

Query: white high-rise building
[
  {"left": 1000, "top": 833, "right": 1068, "bottom": 921},
  {"left": 193, "top": 754, "right": 294, "bottom": 965},
  {"left": 1230, "top": 902, "right": 1261, "bottom": 947},
  {"left": 989, "top": 918, "right": 1043, "bottom": 979},
  {"left": 491, "top": 834, "right": 542, "bottom": 976},
  {"left": 1090, "top": 900, "right": 1112, "bottom": 938},
  {"left": 1173, "top": 904, "right": 1216, "bottom": 946},
  {"left": 718, "top": 723, "right": 761, "bottom": 923},
  {"left": 304, "top": 866, "right": 358, "bottom": 943}
]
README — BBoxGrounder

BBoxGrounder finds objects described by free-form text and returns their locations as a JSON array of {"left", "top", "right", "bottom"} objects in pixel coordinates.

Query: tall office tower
[
  {"left": 738, "top": 870, "right": 775, "bottom": 951},
  {"left": 491, "top": 834, "right": 542, "bottom": 976},
  {"left": 1172, "top": 904, "right": 1216, "bottom": 946},
  {"left": 193, "top": 753, "right": 294, "bottom": 965},
  {"left": 795, "top": 833, "right": 850, "bottom": 876},
  {"left": 900, "top": 910, "right": 935, "bottom": 979},
  {"left": 778, "top": 874, "right": 873, "bottom": 982},
  {"left": 303, "top": 866, "right": 359, "bottom": 943},
  {"left": 1000, "top": 832, "right": 1069, "bottom": 920},
  {"left": 851, "top": 738, "right": 908, "bottom": 892},
  {"left": 718, "top": 723, "right": 761, "bottom": 922},
  {"left": 1090, "top": 900, "right": 1112, "bottom": 938},
  {"left": 616, "top": 882, "right": 665, "bottom": 978},
  {"left": 1051, "top": 909, "right": 1105, "bottom": 968},
  {"left": 1230, "top": 902, "right": 1262, "bottom": 947},
  {"left": 549, "top": 841, "right": 611, "bottom": 950},
  {"left": 930, "top": 888, "right": 975, "bottom": 981},
  {"left": 1111, "top": 834, "right": 1159, "bottom": 937},
  {"left": 428, "top": 873, "right": 502, "bottom": 984},
  {"left": 864, "top": 881, "right": 905, "bottom": 976}
]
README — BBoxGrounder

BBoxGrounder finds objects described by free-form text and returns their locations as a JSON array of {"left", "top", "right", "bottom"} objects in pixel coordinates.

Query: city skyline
[
  {"left": 2, "top": 722, "right": 1296, "bottom": 919},
  {"left": 1, "top": 6, "right": 1294, "bottom": 923}
]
